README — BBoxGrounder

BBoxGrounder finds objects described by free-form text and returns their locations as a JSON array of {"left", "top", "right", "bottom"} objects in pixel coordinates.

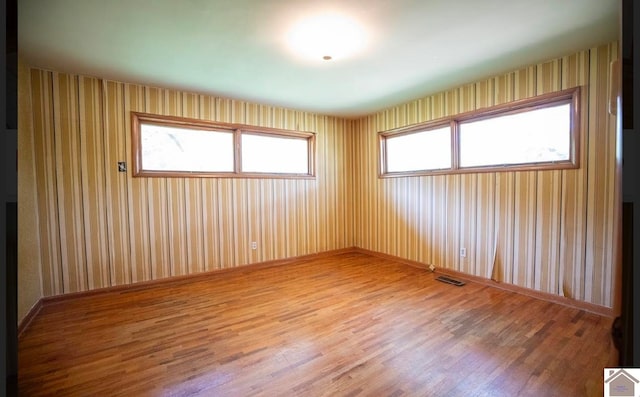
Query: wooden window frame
[
  {"left": 379, "top": 87, "right": 580, "bottom": 178},
  {"left": 131, "top": 112, "right": 316, "bottom": 179},
  {"left": 379, "top": 121, "right": 454, "bottom": 176}
]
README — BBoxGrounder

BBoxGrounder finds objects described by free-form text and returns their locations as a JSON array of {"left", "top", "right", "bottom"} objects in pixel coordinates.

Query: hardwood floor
[{"left": 19, "top": 252, "right": 614, "bottom": 396}]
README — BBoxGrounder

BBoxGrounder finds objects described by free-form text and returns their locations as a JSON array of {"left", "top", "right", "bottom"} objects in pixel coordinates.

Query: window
[
  {"left": 140, "top": 124, "right": 234, "bottom": 173},
  {"left": 379, "top": 87, "right": 579, "bottom": 177},
  {"left": 384, "top": 125, "right": 451, "bottom": 173},
  {"left": 458, "top": 103, "right": 571, "bottom": 168},
  {"left": 132, "top": 113, "right": 315, "bottom": 178},
  {"left": 241, "top": 133, "right": 309, "bottom": 174}
]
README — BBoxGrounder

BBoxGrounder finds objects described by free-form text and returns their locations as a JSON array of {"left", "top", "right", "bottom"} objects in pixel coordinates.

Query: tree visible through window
[
  {"left": 458, "top": 103, "right": 571, "bottom": 168},
  {"left": 132, "top": 113, "right": 315, "bottom": 178},
  {"left": 140, "top": 124, "right": 234, "bottom": 172},
  {"left": 379, "top": 87, "right": 579, "bottom": 177}
]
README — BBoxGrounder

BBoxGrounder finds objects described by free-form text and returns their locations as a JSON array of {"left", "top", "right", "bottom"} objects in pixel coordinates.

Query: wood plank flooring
[{"left": 19, "top": 252, "right": 614, "bottom": 396}]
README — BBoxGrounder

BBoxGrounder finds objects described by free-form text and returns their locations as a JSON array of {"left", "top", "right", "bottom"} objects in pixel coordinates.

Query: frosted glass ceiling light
[{"left": 287, "top": 13, "right": 366, "bottom": 61}]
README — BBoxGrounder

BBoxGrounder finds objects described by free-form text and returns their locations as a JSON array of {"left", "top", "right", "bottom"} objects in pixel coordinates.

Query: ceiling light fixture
[{"left": 286, "top": 13, "right": 367, "bottom": 62}]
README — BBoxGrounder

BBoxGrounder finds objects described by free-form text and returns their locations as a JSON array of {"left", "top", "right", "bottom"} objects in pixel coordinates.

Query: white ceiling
[{"left": 19, "top": 0, "right": 619, "bottom": 118}]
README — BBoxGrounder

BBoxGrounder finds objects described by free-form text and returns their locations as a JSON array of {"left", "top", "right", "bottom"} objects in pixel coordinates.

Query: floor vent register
[{"left": 435, "top": 275, "right": 466, "bottom": 286}]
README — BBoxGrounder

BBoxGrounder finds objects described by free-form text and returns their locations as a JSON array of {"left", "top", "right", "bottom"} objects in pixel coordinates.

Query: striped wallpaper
[
  {"left": 26, "top": 41, "right": 618, "bottom": 309},
  {"left": 29, "top": 72, "right": 355, "bottom": 296},
  {"left": 353, "top": 42, "right": 619, "bottom": 308}
]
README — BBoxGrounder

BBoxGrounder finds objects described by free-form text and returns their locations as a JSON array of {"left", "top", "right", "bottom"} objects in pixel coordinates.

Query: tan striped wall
[
  {"left": 27, "top": 41, "right": 618, "bottom": 309},
  {"left": 353, "top": 42, "right": 619, "bottom": 308},
  {"left": 29, "top": 70, "right": 356, "bottom": 296}
]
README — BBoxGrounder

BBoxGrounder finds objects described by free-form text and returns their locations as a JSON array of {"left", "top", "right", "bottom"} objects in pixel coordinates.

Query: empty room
[{"left": 14, "top": 0, "right": 630, "bottom": 396}]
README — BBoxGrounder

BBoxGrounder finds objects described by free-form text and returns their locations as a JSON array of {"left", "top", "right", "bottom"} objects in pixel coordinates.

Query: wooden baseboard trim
[
  {"left": 352, "top": 248, "right": 430, "bottom": 270},
  {"left": 41, "top": 247, "right": 356, "bottom": 306},
  {"left": 20, "top": 245, "right": 612, "bottom": 337},
  {"left": 435, "top": 267, "right": 614, "bottom": 318},
  {"left": 18, "top": 299, "right": 43, "bottom": 338},
  {"left": 353, "top": 247, "right": 614, "bottom": 318}
]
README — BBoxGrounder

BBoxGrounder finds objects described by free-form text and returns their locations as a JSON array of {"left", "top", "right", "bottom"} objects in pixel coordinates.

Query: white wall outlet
[
  {"left": 251, "top": 242, "right": 257, "bottom": 250},
  {"left": 460, "top": 248, "right": 466, "bottom": 257},
  {"left": 428, "top": 264, "right": 436, "bottom": 272}
]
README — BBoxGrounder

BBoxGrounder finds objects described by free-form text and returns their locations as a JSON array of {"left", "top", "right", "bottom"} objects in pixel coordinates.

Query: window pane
[
  {"left": 386, "top": 126, "right": 451, "bottom": 172},
  {"left": 241, "top": 134, "right": 309, "bottom": 174},
  {"left": 140, "top": 124, "right": 234, "bottom": 172},
  {"left": 459, "top": 103, "right": 571, "bottom": 168}
]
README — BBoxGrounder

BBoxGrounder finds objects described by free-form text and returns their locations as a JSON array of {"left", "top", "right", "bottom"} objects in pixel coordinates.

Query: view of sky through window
[
  {"left": 459, "top": 103, "right": 571, "bottom": 167},
  {"left": 241, "top": 134, "right": 309, "bottom": 173},
  {"left": 386, "top": 126, "right": 451, "bottom": 172}
]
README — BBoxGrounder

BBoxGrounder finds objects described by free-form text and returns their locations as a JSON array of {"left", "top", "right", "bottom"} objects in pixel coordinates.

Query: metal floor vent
[{"left": 435, "top": 275, "right": 466, "bottom": 286}]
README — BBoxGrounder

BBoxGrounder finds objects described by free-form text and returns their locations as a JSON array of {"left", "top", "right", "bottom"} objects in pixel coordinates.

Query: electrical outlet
[
  {"left": 460, "top": 248, "right": 466, "bottom": 257},
  {"left": 251, "top": 242, "right": 257, "bottom": 250}
]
